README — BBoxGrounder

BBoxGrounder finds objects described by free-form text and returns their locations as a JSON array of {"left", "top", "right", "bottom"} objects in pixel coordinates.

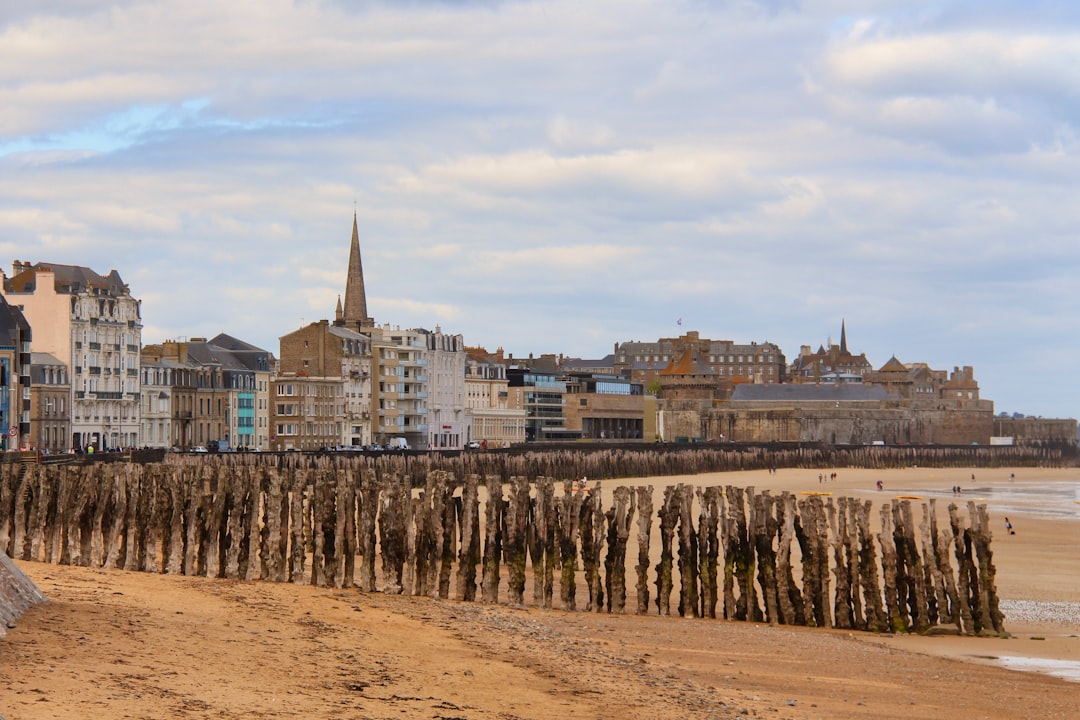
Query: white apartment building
[{"left": 4, "top": 262, "right": 142, "bottom": 451}]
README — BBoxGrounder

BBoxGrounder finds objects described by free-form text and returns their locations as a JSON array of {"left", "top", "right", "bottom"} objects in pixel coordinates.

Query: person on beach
[
  {"left": 1006, "top": 517, "right": 1015, "bottom": 535},
  {"left": 876, "top": 480, "right": 883, "bottom": 491}
]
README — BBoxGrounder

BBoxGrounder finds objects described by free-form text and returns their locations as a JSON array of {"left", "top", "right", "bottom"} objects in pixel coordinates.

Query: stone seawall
[{"left": 0, "top": 551, "right": 46, "bottom": 640}]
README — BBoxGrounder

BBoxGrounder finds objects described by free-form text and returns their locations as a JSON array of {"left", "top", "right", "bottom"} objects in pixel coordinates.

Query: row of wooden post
[{"left": 0, "top": 461, "right": 1005, "bottom": 635}]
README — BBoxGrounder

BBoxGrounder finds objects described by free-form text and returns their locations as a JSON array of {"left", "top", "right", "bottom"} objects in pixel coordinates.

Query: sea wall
[
  {"left": 0, "top": 456, "right": 1008, "bottom": 636},
  {"left": 0, "top": 550, "right": 47, "bottom": 640}
]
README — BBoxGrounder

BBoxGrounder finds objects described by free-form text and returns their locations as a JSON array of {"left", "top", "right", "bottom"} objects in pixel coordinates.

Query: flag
[{"left": 677, "top": 317, "right": 683, "bottom": 326}]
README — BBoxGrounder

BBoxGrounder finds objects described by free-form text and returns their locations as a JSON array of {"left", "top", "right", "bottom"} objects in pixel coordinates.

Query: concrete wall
[{"left": 0, "top": 551, "right": 46, "bottom": 640}]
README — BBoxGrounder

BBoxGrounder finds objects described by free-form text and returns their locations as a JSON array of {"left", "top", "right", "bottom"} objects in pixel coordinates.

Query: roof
[
  {"left": 730, "top": 384, "right": 892, "bottom": 402},
  {"left": 878, "top": 355, "right": 908, "bottom": 372},
  {"left": 6, "top": 262, "right": 128, "bottom": 296},
  {"left": 659, "top": 347, "right": 716, "bottom": 376},
  {"left": 30, "top": 352, "right": 65, "bottom": 366}
]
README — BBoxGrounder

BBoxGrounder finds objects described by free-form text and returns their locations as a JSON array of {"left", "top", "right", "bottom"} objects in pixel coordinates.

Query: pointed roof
[
  {"left": 840, "top": 319, "right": 848, "bottom": 354},
  {"left": 879, "top": 355, "right": 908, "bottom": 372},
  {"left": 342, "top": 212, "right": 371, "bottom": 327},
  {"left": 659, "top": 347, "right": 715, "bottom": 376}
]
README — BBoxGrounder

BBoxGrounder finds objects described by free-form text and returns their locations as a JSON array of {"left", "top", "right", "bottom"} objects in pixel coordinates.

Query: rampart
[{"left": 0, "top": 452, "right": 1014, "bottom": 636}]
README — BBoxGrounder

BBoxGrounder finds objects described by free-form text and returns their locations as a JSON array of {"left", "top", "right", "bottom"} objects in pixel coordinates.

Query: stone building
[
  {"left": 278, "top": 320, "right": 370, "bottom": 448},
  {"left": 464, "top": 346, "right": 526, "bottom": 448},
  {"left": 4, "top": 262, "right": 142, "bottom": 451},
  {"left": 562, "top": 371, "right": 650, "bottom": 441},
  {"left": 615, "top": 331, "right": 786, "bottom": 387},
  {"left": 790, "top": 321, "right": 873, "bottom": 382},
  {"left": 28, "top": 353, "right": 69, "bottom": 453},
  {"left": 270, "top": 373, "right": 345, "bottom": 451},
  {"left": 141, "top": 336, "right": 272, "bottom": 450},
  {"left": 424, "top": 327, "right": 466, "bottom": 449}
]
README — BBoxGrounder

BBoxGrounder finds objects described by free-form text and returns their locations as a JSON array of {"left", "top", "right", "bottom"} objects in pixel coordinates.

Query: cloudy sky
[{"left": 1, "top": 0, "right": 1078, "bottom": 419}]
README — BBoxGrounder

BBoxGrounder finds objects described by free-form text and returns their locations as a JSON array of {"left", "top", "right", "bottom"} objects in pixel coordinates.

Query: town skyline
[{"left": 2, "top": 1, "right": 1078, "bottom": 419}]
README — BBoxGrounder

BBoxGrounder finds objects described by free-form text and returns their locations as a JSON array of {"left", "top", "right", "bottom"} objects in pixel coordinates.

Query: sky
[{"left": 1, "top": 0, "right": 1078, "bottom": 420}]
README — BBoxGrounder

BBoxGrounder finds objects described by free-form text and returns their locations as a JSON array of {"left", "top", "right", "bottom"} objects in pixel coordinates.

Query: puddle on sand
[{"left": 994, "top": 655, "right": 1080, "bottom": 683}]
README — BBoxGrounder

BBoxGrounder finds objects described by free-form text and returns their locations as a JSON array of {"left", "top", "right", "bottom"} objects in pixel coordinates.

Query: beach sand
[{"left": 2, "top": 465, "right": 1078, "bottom": 719}]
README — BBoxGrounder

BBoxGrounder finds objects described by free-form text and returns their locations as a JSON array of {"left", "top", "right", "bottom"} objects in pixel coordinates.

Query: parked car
[
  {"left": 191, "top": 446, "right": 208, "bottom": 453},
  {"left": 465, "top": 440, "right": 481, "bottom": 449}
]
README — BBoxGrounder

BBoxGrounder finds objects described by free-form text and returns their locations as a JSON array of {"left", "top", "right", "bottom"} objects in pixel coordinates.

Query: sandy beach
[{"left": 2, "top": 465, "right": 1078, "bottom": 719}]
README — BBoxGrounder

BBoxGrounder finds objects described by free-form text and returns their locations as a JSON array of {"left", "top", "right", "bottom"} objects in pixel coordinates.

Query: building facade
[
  {"left": 0, "top": 294, "right": 32, "bottom": 450},
  {"left": 28, "top": 353, "right": 69, "bottom": 453},
  {"left": 4, "top": 262, "right": 142, "bottom": 451}
]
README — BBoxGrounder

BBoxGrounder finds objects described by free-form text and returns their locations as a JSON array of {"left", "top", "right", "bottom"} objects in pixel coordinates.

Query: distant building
[
  {"left": 142, "top": 335, "right": 273, "bottom": 450},
  {"left": 615, "top": 331, "right": 786, "bottom": 387},
  {"left": 4, "top": 261, "right": 142, "bottom": 451},
  {"left": 563, "top": 371, "right": 649, "bottom": 441},
  {"left": 507, "top": 365, "right": 570, "bottom": 442},
  {"left": 789, "top": 321, "right": 872, "bottom": 382},
  {"left": 464, "top": 347, "right": 526, "bottom": 448},
  {"left": 0, "top": 294, "right": 31, "bottom": 450},
  {"left": 28, "top": 353, "right": 69, "bottom": 453},
  {"left": 278, "top": 320, "right": 370, "bottom": 448}
]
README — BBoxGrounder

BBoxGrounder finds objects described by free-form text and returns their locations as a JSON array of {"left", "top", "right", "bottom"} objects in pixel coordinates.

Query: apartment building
[
  {"left": 0, "top": 294, "right": 31, "bottom": 450},
  {"left": 278, "top": 320, "right": 370, "bottom": 447},
  {"left": 464, "top": 347, "right": 526, "bottom": 448},
  {"left": 28, "top": 353, "right": 70, "bottom": 453},
  {"left": 4, "top": 261, "right": 142, "bottom": 451}
]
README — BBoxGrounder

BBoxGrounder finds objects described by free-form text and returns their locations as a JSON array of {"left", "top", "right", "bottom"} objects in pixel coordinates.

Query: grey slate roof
[{"left": 730, "top": 383, "right": 892, "bottom": 402}]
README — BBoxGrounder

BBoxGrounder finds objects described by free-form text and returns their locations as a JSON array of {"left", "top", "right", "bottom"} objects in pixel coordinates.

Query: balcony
[
  {"left": 93, "top": 391, "right": 123, "bottom": 400},
  {"left": 88, "top": 342, "right": 101, "bottom": 350},
  {"left": 88, "top": 367, "right": 101, "bottom": 375}
]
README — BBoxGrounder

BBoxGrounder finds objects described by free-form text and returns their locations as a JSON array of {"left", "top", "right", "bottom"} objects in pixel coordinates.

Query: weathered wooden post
[
  {"left": 970, "top": 501, "right": 1005, "bottom": 635},
  {"left": 697, "top": 486, "right": 721, "bottom": 619},
  {"left": 504, "top": 475, "right": 531, "bottom": 607},
  {"left": 531, "top": 476, "right": 556, "bottom": 609},
  {"left": 878, "top": 502, "right": 904, "bottom": 632},
  {"left": 557, "top": 479, "right": 582, "bottom": 611},
  {"left": 379, "top": 472, "right": 410, "bottom": 594},
  {"left": 828, "top": 497, "right": 852, "bottom": 629},
  {"left": 654, "top": 484, "right": 679, "bottom": 616},
  {"left": 634, "top": 485, "right": 653, "bottom": 615},
  {"left": 455, "top": 473, "right": 481, "bottom": 601},
  {"left": 676, "top": 484, "right": 700, "bottom": 618},
  {"left": 581, "top": 482, "right": 606, "bottom": 612},
  {"left": 603, "top": 485, "right": 634, "bottom": 614},
  {"left": 752, "top": 492, "right": 780, "bottom": 625},
  {"left": 851, "top": 498, "right": 885, "bottom": 631},
  {"left": 775, "top": 492, "right": 803, "bottom": 625},
  {"left": 357, "top": 469, "right": 380, "bottom": 592},
  {"left": 481, "top": 475, "right": 504, "bottom": 603}
]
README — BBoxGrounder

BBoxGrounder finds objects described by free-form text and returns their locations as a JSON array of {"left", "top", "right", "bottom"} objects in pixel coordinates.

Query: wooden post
[
  {"left": 828, "top": 497, "right": 852, "bottom": 629},
  {"left": 654, "top": 485, "right": 679, "bottom": 616},
  {"left": 580, "top": 482, "right": 605, "bottom": 612},
  {"left": 878, "top": 502, "right": 905, "bottom": 633},
  {"left": 603, "top": 485, "right": 634, "bottom": 614},
  {"left": 676, "top": 484, "right": 699, "bottom": 618},
  {"left": 357, "top": 469, "right": 379, "bottom": 592},
  {"left": 557, "top": 479, "right": 582, "bottom": 611},
  {"left": 504, "top": 475, "right": 530, "bottom": 607},
  {"left": 775, "top": 492, "right": 803, "bottom": 626},
  {"left": 753, "top": 492, "right": 780, "bottom": 625},
  {"left": 455, "top": 473, "right": 481, "bottom": 601},
  {"left": 697, "top": 486, "right": 720, "bottom": 619},
  {"left": 634, "top": 485, "right": 654, "bottom": 615},
  {"left": 481, "top": 475, "right": 504, "bottom": 603}
]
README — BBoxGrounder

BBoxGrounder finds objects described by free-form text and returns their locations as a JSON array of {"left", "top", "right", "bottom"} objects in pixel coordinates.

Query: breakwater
[{"left": 0, "top": 453, "right": 1007, "bottom": 636}]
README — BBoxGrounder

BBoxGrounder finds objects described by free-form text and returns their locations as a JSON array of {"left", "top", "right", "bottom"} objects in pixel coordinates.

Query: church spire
[
  {"left": 342, "top": 212, "right": 371, "bottom": 327},
  {"left": 840, "top": 318, "right": 848, "bottom": 355}
]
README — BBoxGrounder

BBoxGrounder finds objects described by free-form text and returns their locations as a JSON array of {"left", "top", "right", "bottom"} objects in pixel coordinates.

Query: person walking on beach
[{"left": 1005, "top": 517, "right": 1015, "bottom": 535}]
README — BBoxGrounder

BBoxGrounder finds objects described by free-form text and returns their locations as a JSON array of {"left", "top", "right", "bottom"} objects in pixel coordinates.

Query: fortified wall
[
  {"left": 994, "top": 416, "right": 1079, "bottom": 445},
  {"left": 661, "top": 398, "right": 994, "bottom": 445}
]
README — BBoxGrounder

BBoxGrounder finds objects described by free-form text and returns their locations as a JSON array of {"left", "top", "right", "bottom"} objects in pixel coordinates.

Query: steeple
[
  {"left": 342, "top": 212, "right": 371, "bottom": 327},
  {"left": 335, "top": 295, "right": 343, "bottom": 322},
  {"left": 840, "top": 319, "right": 848, "bottom": 355}
]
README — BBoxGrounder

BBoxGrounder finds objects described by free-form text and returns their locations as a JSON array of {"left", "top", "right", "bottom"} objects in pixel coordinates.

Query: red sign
[{"left": 7, "top": 426, "right": 17, "bottom": 438}]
